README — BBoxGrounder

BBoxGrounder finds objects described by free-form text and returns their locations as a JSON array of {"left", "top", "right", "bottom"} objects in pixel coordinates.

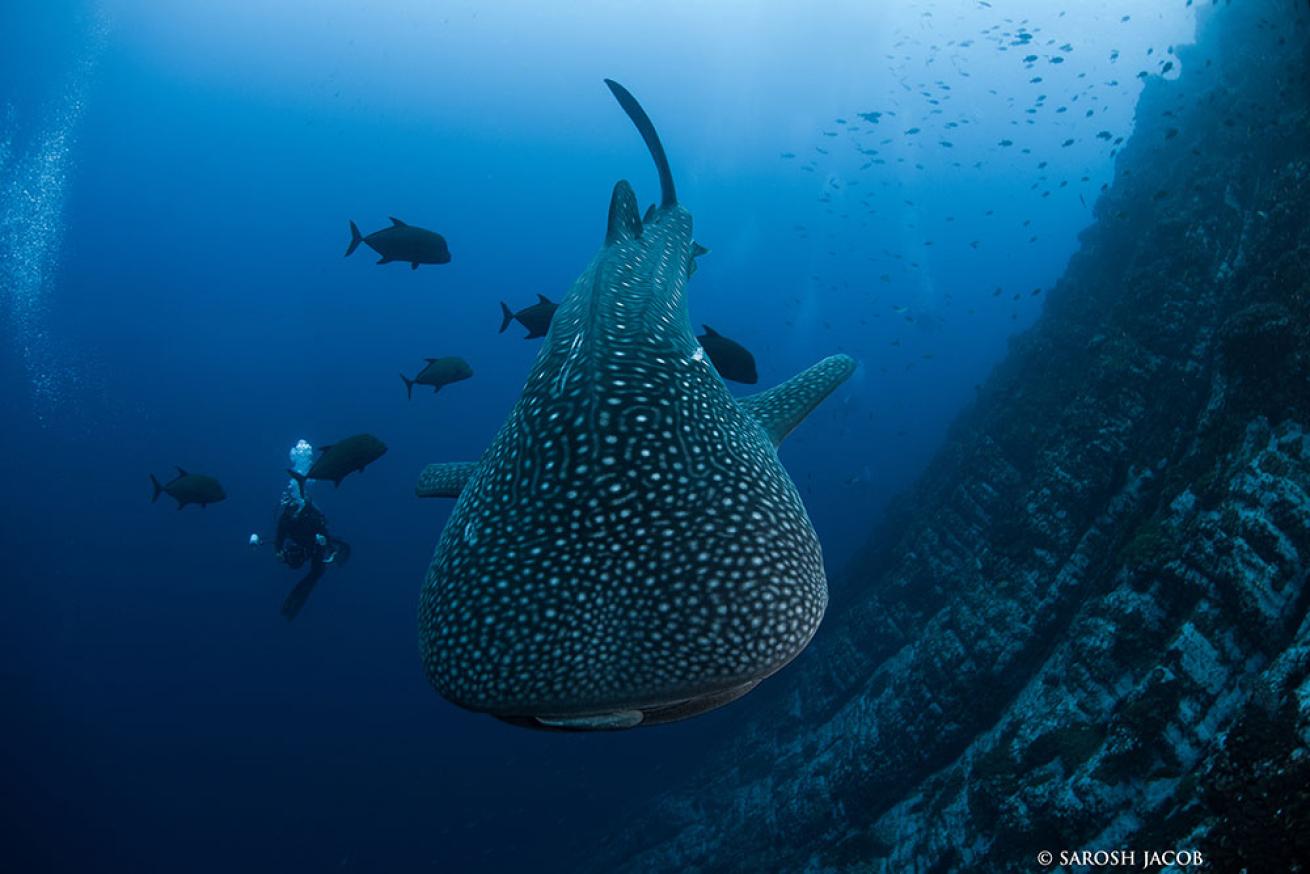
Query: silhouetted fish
[
  {"left": 345, "top": 217, "right": 450, "bottom": 269},
  {"left": 499, "top": 294, "right": 558, "bottom": 339},
  {"left": 698, "top": 324, "right": 759, "bottom": 384},
  {"left": 149, "top": 467, "right": 226, "bottom": 510},
  {"left": 288, "top": 434, "right": 387, "bottom": 495},
  {"left": 401, "top": 357, "right": 473, "bottom": 399}
]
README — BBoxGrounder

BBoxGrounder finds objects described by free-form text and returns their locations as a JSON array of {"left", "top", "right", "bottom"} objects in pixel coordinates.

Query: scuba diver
[{"left": 252, "top": 440, "right": 351, "bottom": 620}]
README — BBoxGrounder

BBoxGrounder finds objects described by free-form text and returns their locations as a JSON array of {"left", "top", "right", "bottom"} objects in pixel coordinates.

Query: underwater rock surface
[{"left": 590, "top": 2, "right": 1310, "bottom": 870}]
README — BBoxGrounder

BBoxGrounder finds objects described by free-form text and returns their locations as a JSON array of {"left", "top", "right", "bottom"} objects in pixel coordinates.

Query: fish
[
  {"left": 415, "top": 79, "right": 855, "bottom": 732},
  {"left": 149, "top": 467, "right": 226, "bottom": 510},
  {"left": 401, "top": 357, "right": 473, "bottom": 399},
  {"left": 287, "top": 434, "right": 387, "bottom": 495},
  {"left": 345, "top": 217, "right": 450, "bottom": 269},
  {"left": 499, "top": 294, "right": 558, "bottom": 339},
  {"left": 697, "top": 325, "right": 759, "bottom": 385}
]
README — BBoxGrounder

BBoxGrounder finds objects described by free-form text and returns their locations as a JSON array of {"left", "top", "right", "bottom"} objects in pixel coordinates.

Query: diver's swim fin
[{"left": 281, "top": 564, "right": 325, "bottom": 621}]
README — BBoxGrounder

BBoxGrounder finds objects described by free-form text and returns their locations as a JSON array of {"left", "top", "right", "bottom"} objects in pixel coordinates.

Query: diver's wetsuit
[{"left": 275, "top": 499, "right": 349, "bottom": 620}]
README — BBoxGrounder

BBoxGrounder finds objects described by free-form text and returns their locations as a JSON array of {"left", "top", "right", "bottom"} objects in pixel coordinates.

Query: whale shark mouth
[{"left": 492, "top": 679, "right": 763, "bottom": 732}]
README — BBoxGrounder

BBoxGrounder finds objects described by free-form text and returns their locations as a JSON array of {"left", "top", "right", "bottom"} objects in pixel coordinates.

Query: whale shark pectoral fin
[
  {"left": 605, "top": 180, "right": 643, "bottom": 245},
  {"left": 687, "top": 240, "right": 709, "bottom": 277},
  {"left": 416, "top": 461, "right": 479, "bottom": 498},
  {"left": 739, "top": 353, "right": 858, "bottom": 447}
]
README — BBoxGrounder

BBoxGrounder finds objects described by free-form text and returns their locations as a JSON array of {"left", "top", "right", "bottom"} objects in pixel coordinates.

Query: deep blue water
[{"left": 2, "top": 2, "right": 1198, "bottom": 871}]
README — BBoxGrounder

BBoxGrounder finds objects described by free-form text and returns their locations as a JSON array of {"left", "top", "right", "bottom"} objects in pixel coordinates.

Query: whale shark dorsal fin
[
  {"left": 389, "top": 216, "right": 407, "bottom": 227},
  {"left": 643, "top": 203, "right": 656, "bottom": 222},
  {"left": 605, "top": 180, "right": 643, "bottom": 245},
  {"left": 416, "top": 461, "right": 479, "bottom": 498},
  {"left": 738, "top": 354, "right": 857, "bottom": 447}
]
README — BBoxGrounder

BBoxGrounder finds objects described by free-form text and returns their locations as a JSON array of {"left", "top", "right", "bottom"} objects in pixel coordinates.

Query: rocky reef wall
[{"left": 590, "top": 1, "right": 1310, "bottom": 870}]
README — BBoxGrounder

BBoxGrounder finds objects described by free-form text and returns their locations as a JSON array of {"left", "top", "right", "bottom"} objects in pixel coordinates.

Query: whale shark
[{"left": 416, "top": 80, "right": 855, "bottom": 731}]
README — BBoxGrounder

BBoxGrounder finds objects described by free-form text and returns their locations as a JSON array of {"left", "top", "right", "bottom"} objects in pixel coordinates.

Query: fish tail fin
[
  {"left": 286, "top": 468, "right": 308, "bottom": 498},
  {"left": 499, "top": 302, "right": 514, "bottom": 334},
  {"left": 400, "top": 373, "right": 414, "bottom": 399},
  {"left": 149, "top": 474, "right": 163, "bottom": 503},
  {"left": 345, "top": 220, "right": 363, "bottom": 257}
]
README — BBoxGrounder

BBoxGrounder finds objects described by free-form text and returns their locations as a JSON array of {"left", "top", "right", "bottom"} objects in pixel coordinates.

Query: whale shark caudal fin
[
  {"left": 739, "top": 354, "right": 858, "bottom": 447},
  {"left": 604, "top": 78, "right": 676, "bottom": 208},
  {"left": 346, "top": 221, "right": 363, "bottom": 257},
  {"left": 416, "top": 461, "right": 479, "bottom": 498}
]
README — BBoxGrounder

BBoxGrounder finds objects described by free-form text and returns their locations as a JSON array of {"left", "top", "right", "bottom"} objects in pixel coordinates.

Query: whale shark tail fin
[
  {"left": 604, "top": 79, "right": 676, "bottom": 209},
  {"left": 739, "top": 354, "right": 858, "bottom": 447}
]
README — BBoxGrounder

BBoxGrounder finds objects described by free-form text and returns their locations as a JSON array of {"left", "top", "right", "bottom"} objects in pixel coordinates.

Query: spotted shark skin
[{"left": 417, "top": 80, "right": 855, "bottom": 731}]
